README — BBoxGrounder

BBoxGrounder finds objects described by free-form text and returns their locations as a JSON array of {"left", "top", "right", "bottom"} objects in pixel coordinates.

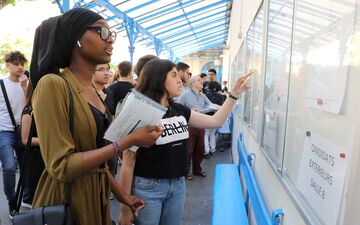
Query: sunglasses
[{"left": 87, "top": 26, "right": 117, "bottom": 42}]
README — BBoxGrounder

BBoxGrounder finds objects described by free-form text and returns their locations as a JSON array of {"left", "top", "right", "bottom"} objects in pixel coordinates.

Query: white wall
[
  {"left": 223, "top": 0, "right": 263, "bottom": 84},
  {"left": 226, "top": 0, "right": 263, "bottom": 64}
]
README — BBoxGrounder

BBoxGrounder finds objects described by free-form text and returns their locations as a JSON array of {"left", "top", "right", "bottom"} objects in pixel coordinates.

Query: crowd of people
[{"left": 0, "top": 7, "right": 251, "bottom": 225}]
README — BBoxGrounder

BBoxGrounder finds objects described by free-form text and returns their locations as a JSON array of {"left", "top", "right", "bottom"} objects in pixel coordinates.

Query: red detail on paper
[{"left": 317, "top": 98, "right": 323, "bottom": 105}]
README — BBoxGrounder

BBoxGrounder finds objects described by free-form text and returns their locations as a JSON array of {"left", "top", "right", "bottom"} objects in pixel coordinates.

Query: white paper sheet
[{"left": 104, "top": 89, "right": 167, "bottom": 151}]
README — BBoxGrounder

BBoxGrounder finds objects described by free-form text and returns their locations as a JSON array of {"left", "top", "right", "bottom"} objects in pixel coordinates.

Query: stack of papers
[{"left": 104, "top": 89, "right": 167, "bottom": 151}]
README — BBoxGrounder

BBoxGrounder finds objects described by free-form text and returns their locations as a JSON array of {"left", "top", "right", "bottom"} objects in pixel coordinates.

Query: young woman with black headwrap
[{"left": 29, "top": 8, "right": 163, "bottom": 225}]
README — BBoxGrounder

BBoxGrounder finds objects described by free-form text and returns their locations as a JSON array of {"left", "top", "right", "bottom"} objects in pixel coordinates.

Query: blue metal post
[
  {"left": 54, "top": 0, "right": 70, "bottom": 12},
  {"left": 170, "top": 52, "right": 175, "bottom": 61},
  {"left": 155, "top": 38, "right": 162, "bottom": 56},
  {"left": 124, "top": 18, "right": 139, "bottom": 65}
]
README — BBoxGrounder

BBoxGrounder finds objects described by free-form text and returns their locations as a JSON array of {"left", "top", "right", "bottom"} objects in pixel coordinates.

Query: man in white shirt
[{"left": 0, "top": 51, "right": 27, "bottom": 219}]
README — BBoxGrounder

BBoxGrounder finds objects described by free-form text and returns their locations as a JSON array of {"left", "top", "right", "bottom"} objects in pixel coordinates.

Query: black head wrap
[{"left": 30, "top": 8, "right": 103, "bottom": 87}]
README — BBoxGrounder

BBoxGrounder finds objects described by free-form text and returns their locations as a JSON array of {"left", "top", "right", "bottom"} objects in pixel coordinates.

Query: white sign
[
  {"left": 296, "top": 130, "right": 347, "bottom": 225},
  {"left": 305, "top": 65, "right": 348, "bottom": 114}
]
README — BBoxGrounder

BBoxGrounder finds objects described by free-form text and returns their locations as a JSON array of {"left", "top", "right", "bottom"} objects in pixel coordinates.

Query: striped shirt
[{"left": 177, "top": 88, "right": 214, "bottom": 114}]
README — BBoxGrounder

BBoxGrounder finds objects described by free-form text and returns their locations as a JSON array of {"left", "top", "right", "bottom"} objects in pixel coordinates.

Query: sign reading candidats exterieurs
[{"left": 296, "top": 130, "right": 347, "bottom": 225}]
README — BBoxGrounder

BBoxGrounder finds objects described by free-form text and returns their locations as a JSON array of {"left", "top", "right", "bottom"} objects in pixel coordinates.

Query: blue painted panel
[
  {"left": 237, "top": 137, "right": 272, "bottom": 225},
  {"left": 212, "top": 164, "right": 249, "bottom": 225}
]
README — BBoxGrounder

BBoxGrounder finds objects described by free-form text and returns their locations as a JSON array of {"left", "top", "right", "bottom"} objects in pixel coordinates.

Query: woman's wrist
[
  {"left": 118, "top": 134, "right": 136, "bottom": 150},
  {"left": 228, "top": 92, "right": 239, "bottom": 101},
  {"left": 112, "top": 142, "right": 121, "bottom": 159}
]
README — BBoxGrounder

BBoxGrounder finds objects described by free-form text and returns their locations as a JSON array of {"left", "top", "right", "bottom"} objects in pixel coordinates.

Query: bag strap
[
  {"left": 14, "top": 74, "right": 74, "bottom": 212},
  {"left": 0, "top": 79, "right": 17, "bottom": 127},
  {"left": 14, "top": 117, "right": 35, "bottom": 212}
]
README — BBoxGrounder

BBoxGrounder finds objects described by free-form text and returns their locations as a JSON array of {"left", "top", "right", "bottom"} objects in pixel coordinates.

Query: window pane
[
  {"left": 262, "top": 0, "right": 294, "bottom": 169},
  {"left": 244, "top": 5, "right": 264, "bottom": 138},
  {"left": 283, "top": 1, "right": 360, "bottom": 225}
]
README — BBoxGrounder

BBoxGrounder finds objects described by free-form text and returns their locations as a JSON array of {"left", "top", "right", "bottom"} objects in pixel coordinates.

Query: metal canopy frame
[{"left": 55, "top": 0, "right": 232, "bottom": 62}]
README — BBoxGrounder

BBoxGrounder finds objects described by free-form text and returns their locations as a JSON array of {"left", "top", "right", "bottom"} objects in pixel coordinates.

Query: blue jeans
[
  {"left": 132, "top": 176, "right": 186, "bottom": 225},
  {"left": 0, "top": 131, "right": 17, "bottom": 205}
]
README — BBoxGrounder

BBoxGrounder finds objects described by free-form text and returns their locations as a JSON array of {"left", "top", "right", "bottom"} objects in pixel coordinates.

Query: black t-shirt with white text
[{"left": 134, "top": 102, "right": 191, "bottom": 178}]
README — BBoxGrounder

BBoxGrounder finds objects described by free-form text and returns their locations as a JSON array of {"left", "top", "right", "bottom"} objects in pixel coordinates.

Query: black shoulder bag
[
  {"left": 0, "top": 79, "right": 24, "bottom": 151},
  {"left": 13, "top": 75, "right": 75, "bottom": 225}
]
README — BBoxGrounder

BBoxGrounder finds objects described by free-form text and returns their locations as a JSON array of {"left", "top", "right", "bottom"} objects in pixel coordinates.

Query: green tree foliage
[
  {"left": 0, "top": 0, "right": 16, "bottom": 10},
  {"left": 0, "top": 33, "right": 32, "bottom": 76}
]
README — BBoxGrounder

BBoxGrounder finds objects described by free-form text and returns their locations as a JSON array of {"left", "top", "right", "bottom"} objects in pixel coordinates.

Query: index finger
[{"left": 244, "top": 72, "right": 253, "bottom": 79}]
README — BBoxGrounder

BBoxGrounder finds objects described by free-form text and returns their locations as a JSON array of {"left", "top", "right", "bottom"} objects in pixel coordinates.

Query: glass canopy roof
[{"left": 56, "top": 0, "right": 232, "bottom": 60}]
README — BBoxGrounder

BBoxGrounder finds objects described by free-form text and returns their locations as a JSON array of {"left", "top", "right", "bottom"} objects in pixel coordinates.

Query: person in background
[
  {"left": 203, "top": 68, "right": 221, "bottom": 92},
  {"left": 119, "top": 58, "right": 252, "bottom": 225},
  {"left": 20, "top": 82, "right": 45, "bottom": 209},
  {"left": 222, "top": 80, "right": 228, "bottom": 93},
  {"left": 112, "top": 71, "right": 120, "bottom": 83},
  {"left": 176, "top": 62, "right": 190, "bottom": 94},
  {"left": 92, "top": 63, "right": 115, "bottom": 115},
  {"left": 24, "top": 70, "right": 30, "bottom": 78},
  {"left": 107, "top": 61, "right": 134, "bottom": 114},
  {"left": 106, "top": 70, "right": 115, "bottom": 86},
  {"left": 200, "top": 72, "right": 207, "bottom": 92},
  {"left": 29, "top": 8, "right": 163, "bottom": 225},
  {"left": 200, "top": 73, "right": 207, "bottom": 83},
  {"left": 0, "top": 51, "right": 28, "bottom": 219},
  {"left": 133, "top": 55, "right": 159, "bottom": 84},
  {"left": 203, "top": 81, "right": 226, "bottom": 157},
  {"left": 178, "top": 75, "right": 215, "bottom": 178}
]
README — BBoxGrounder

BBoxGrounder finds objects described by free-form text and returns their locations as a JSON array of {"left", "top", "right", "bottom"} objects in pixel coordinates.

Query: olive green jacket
[{"left": 32, "top": 68, "right": 111, "bottom": 225}]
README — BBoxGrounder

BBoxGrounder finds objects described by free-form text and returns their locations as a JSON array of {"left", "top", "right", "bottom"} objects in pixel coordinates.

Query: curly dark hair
[{"left": 4, "top": 51, "right": 27, "bottom": 64}]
